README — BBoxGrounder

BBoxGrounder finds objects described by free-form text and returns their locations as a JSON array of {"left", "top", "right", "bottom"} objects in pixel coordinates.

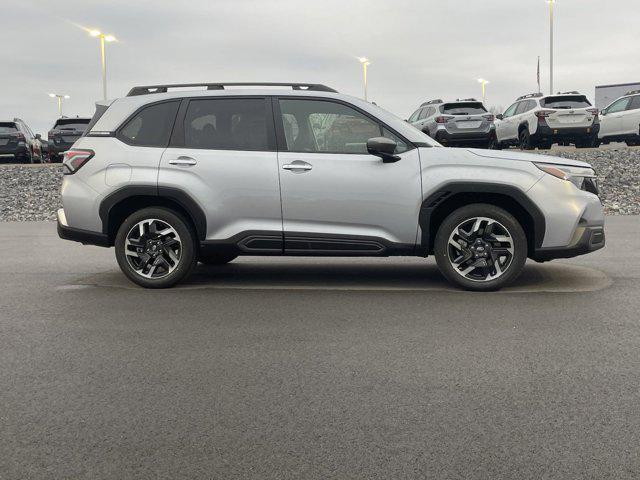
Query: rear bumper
[
  {"left": 0, "top": 144, "right": 28, "bottom": 156},
  {"left": 533, "top": 225, "right": 605, "bottom": 261},
  {"left": 533, "top": 124, "right": 600, "bottom": 142},
  {"left": 57, "top": 208, "right": 109, "bottom": 247},
  {"left": 434, "top": 128, "right": 494, "bottom": 145}
]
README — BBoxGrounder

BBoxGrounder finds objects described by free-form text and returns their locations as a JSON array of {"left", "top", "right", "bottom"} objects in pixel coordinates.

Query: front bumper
[
  {"left": 533, "top": 225, "right": 605, "bottom": 261},
  {"left": 57, "top": 208, "right": 109, "bottom": 247}
]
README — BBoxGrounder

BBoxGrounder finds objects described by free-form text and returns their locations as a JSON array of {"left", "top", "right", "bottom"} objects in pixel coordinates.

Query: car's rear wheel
[
  {"left": 519, "top": 128, "right": 534, "bottom": 150},
  {"left": 199, "top": 252, "right": 238, "bottom": 265},
  {"left": 487, "top": 134, "right": 502, "bottom": 150},
  {"left": 115, "top": 207, "right": 197, "bottom": 288},
  {"left": 434, "top": 204, "right": 527, "bottom": 291}
]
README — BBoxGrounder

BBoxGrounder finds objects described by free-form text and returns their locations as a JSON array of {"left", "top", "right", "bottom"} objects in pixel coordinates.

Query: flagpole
[{"left": 537, "top": 56, "right": 541, "bottom": 94}]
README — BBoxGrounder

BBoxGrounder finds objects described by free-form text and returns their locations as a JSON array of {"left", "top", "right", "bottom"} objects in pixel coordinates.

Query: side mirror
[
  {"left": 600, "top": 109, "right": 606, "bottom": 116},
  {"left": 495, "top": 114, "right": 504, "bottom": 120},
  {"left": 367, "top": 137, "right": 401, "bottom": 163}
]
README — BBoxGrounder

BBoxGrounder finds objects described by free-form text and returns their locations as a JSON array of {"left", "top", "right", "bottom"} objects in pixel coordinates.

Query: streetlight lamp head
[
  {"left": 64, "top": 95, "right": 70, "bottom": 99},
  {"left": 358, "top": 57, "right": 370, "bottom": 64},
  {"left": 104, "top": 35, "right": 116, "bottom": 42},
  {"left": 89, "top": 29, "right": 101, "bottom": 37},
  {"left": 48, "top": 93, "right": 56, "bottom": 98}
]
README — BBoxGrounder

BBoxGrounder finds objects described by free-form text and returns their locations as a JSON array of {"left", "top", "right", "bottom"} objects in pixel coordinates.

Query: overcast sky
[{"left": 2, "top": 0, "right": 639, "bottom": 134}]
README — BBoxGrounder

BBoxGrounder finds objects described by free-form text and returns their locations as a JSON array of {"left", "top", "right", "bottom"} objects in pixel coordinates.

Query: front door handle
[
  {"left": 169, "top": 156, "right": 197, "bottom": 166},
  {"left": 282, "top": 161, "right": 312, "bottom": 172}
]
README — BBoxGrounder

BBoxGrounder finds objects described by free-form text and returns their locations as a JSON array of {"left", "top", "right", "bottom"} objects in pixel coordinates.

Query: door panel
[
  {"left": 278, "top": 149, "right": 422, "bottom": 245},
  {"left": 159, "top": 97, "right": 282, "bottom": 241}
]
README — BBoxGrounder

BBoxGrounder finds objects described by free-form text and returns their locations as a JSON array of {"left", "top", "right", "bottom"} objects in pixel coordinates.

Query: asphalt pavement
[{"left": 1, "top": 217, "right": 639, "bottom": 479}]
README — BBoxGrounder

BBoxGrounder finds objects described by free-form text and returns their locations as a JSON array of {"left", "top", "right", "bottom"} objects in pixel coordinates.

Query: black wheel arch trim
[
  {"left": 99, "top": 185, "right": 208, "bottom": 242},
  {"left": 418, "top": 182, "right": 546, "bottom": 254}
]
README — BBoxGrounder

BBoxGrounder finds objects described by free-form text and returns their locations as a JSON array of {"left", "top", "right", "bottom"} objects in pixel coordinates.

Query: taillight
[
  {"left": 535, "top": 110, "right": 555, "bottom": 124},
  {"left": 483, "top": 114, "right": 495, "bottom": 122},
  {"left": 586, "top": 108, "right": 599, "bottom": 117},
  {"left": 435, "top": 116, "right": 454, "bottom": 124},
  {"left": 63, "top": 149, "right": 94, "bottom": 175}
]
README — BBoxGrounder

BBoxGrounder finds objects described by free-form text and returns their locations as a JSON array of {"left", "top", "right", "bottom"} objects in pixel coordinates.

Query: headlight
[{"left": 534, "top": 162, "right": 598, "bottom": 191}]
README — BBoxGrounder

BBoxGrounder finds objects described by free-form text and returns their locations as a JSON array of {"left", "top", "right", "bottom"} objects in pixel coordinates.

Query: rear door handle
[
  {"left": 282, "top": 161, "right": 312, "bottom": 172},
  {"left": 169, "top": 156, "right": 197, "bottom": 166}
]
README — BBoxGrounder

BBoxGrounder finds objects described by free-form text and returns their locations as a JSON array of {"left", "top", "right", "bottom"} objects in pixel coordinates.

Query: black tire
[
  {"left": 625, "top": 138, "right": 640, "bottom": 147},
  {"left": 538, "top": 141, "right": 552, "bottom": 150},
  {"left": 199, "top": 252, "right": 238, "bottom": 265},
  {"left": 434, "top": 204, "right": 528, "bottom": 291},
  {"left": 487, "top": 134, "right": 502, "bottom": 150},
  {"left": 518, "top": 128, "right": 534, "bottom": 150},
  {"left": 115, "top": 207, "right": 198, "bottom": 288}
]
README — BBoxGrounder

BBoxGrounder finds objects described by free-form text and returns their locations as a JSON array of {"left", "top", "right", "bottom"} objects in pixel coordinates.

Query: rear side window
[
  {"left": 417, "top": 108, "right": 429, "bottom": 120},
  {"left": 119, "top": 101, "right": 180, "bottom": 147},
  {"left": 184, "top": 98, "right": 269, "bottom": 151},
  {"left": 541, "top": 96, "right": 591, "bottom": 109},
  {"left": 441, "top": 103, "right": 487, "bottom": 115},
  {"left": 0, "top": 122, "right": 18, "bottom": 133}
]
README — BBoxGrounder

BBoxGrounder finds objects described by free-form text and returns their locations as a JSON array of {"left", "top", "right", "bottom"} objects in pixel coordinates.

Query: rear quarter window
[{"left": 118, "top": 101, "right": 180, "bottom": 147}]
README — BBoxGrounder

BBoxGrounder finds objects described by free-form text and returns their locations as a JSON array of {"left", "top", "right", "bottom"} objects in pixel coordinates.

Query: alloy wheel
[
  {"left": 124, "top": 218, "right": 182, "bottom": 279},
  {"left": 447, "top": 216, "right": 515, "bottom": 282}
]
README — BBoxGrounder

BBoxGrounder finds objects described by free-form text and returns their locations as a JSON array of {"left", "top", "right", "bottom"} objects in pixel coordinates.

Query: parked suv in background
[
  {"left": 48, "top": 117, "right": 91, "bottom": 162},
  {"left": 408, "top": 99, "right": 496, "bottom": 148},
  {"left": 598, "top": 90, "right": 640, "bottom": 146},
  {"left": 0, "top": 118, "right": 42, "bottom": 163},
  {"left": 495, "top": 92, "right": 599, "bottom": 149},
  {"left": 57, "top": 82, "right": 605, "bottom": 291}
]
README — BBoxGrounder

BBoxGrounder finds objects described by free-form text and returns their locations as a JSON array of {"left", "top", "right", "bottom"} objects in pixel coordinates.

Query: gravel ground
[{"left": 0, "top": 147, "right": 638, "bottom": 221}]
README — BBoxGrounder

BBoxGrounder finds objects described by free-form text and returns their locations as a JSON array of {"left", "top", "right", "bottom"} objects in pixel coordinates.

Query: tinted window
[
  {"left": 515, "top": 102, "right": 529, "bottom": 115},
  {"left": 541, "top": 95, "right": 591, "bottom": 109},
  {"left": 54, "top": 119, "right": 90, "bottom": 130},
  {"left": 0, "top": 122, "right": 18, "bottom": 133},
  {"left": 184, "top": 98, "right": 268, "bottom": 151},
  {"left": 408, "top": 109, "right": 421, "bottom": 122},
  {"left": 279, "top": 99, "right": 404, "bottom": 154},
  {"left": 441, "top": 102, "right": 487, "bottom": 115},
  {"left": 606, "top": 97, "right": 631, "bottom": 113},
  {"left": 503, "top": 103, "right": 518, "bottom": 118},
  {"left": 417, "top": 108, "right": 429, "bottom": 120},
  {"left": 628, "top": 95, "right": 640, "bottom": 111},
  {"left": 120, "top": 101, "right": 179, "bottom": 147}
]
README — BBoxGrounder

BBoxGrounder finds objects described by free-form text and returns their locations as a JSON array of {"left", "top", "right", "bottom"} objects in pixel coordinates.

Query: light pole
[
  {"left": 547, "top": 0, "right": 555, "bottom": 94},
  {"left": 48, "top": 93, "right": 70, "bottom": 117},
  {"left": 89, "top": 29, "right": 116, "bottom": 101},
  {"left": 477, "top": 78, "right": 489, "bottom": 104},
  {"left": 358, "top": 57, "right": 370, "bottom": 101}
]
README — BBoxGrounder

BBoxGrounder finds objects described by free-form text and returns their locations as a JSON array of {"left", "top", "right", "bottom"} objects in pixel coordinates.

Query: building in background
[{"left": 595, "top": 82, "right": 640, "bottom": 109}]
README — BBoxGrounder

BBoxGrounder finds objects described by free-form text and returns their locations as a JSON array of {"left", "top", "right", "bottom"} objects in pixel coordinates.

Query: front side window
[
  {"left": 184, "top": 98, "right": 269, "bottom": 151},
  {"left": 279, "top": 99, "right": 407, "bottom": 154},
  {"left": 606, "top": 97, "right": 631, "bottom": 114},
  {"left": 408, "top": 109, "right": 421, "bottom": 122},
  {"left": 120, "top": 101, "right": 179, "bottom": 147},
  {"left": 503, "top": 103, "right": 518, "bottom": 118}
]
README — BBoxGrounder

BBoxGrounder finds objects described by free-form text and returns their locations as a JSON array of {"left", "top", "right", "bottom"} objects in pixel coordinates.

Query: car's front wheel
[
  {"left": 519, "top": 128, "right": 534, "bottom": 150},
  {"left": 115, "top": 207, "right": 198, "bottom": 288},
  {"left": 434, "top": 204, "right": 528, "bottom": 291}
]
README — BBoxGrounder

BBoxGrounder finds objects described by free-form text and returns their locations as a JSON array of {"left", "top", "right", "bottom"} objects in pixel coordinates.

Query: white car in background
[
  {"left": 598, "top": 90, "right": 640, "bottom": 146},
  {"left": 495, "top": 92, "right": 599, "bottom": 150}
]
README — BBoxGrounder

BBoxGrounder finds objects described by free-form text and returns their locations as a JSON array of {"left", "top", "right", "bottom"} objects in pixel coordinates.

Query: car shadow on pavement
[{"left": 76, "top": 259, "right": 612, "bottom": 293}]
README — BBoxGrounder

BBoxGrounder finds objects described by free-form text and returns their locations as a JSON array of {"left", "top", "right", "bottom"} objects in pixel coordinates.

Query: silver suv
[
  {"left": 408, "top": 99, "right": 496, "bottom": 148},
  {"left": 57, "top": 82, "right": 605, "bottom": 290}
]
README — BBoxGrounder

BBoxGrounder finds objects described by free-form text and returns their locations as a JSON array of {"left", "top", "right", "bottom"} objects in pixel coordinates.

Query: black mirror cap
[
  {"left": 496, "top": 114, "right": 504, "bottom": 120},
  {"left": 367, "top": 137, "right": 401, "bottom": 163}
]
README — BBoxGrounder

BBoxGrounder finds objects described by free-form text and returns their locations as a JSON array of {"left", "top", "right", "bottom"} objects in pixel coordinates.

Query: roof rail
[
  {"left": 126, "top": 82, "right": 338, "bottom": 96},
  {"left": 625, "top": 89, "right": 640, "bottom": 96},
  {"left": 455, "top": 98, "right": 479, "bottom": 102},
  {"left": 420, "top": 99, "right": 443, "bottom": 107},
  {"left": 516, "top": 92, "right": 544, "bottom": 101},
  {"left": 556, "top": 91, "right": 581, "bottom": 95}
]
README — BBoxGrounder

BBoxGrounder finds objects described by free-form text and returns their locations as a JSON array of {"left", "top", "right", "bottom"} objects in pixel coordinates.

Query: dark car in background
[
  {"left": 47, "top": 117, "right": 90, "bottom": 162},
  {"left": 0, "top": 118, "right": 43, "bottom": 163}
]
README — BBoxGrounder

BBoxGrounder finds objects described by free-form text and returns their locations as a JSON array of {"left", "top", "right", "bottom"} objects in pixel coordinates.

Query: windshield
[
  {"left": 441, "top": 103, "right": 487, "bottom": 115},
  {"left": 0, "top": 123, "right": 18, "bottom": 134},
  {"left": 53, "top": 119, "right": 90, "bottom": 130},
  {"left": 541, "top": 96, "right": 591, "bottom": 109}
]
